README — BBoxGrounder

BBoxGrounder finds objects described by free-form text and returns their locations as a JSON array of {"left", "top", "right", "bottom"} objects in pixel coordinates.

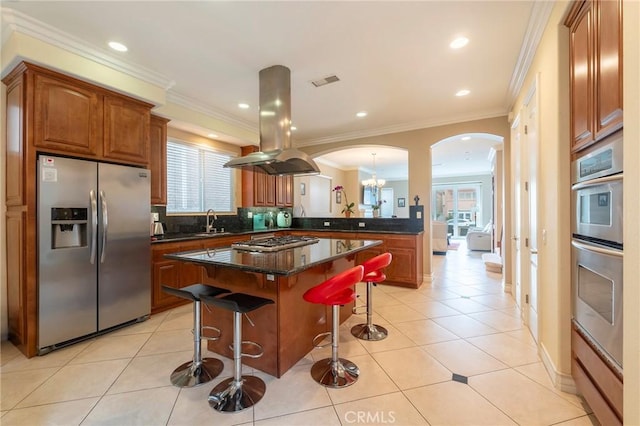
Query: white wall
[{"left": 509, "top": 0, "right": 572, "bottom": 388}]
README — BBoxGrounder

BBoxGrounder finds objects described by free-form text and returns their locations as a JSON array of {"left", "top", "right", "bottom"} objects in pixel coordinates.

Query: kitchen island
[{"left": 165, "top": 237, "right": 382, "bottom": 377}]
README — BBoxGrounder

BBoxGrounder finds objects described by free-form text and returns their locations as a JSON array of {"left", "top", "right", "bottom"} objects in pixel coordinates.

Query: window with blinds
[{"left": 166, "top": 140, "right": 235, "bottom": 214}]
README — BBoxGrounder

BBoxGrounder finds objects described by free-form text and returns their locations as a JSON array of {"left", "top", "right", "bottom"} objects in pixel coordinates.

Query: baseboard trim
[
  {"left": 540, "top": 342, "right": 577, "bottom": 394},
  {"left": 423, "top": 273, "right": 433, "bottom": 283}
]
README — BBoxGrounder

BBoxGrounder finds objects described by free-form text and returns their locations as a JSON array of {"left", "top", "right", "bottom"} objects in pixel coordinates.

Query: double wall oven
[{"left": 571, "top": 132, "right": 623, "bottom": 371}]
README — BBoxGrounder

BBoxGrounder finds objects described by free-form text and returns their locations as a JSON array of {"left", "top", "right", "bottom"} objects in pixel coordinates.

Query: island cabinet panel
[
  {"left": 201, "top": 256, "right": 355, "bottom": 378},
  {"left": 149, "top": 115, "right": 169, "bottom": 205},
  {"left": 33, "top": 72, "right": 102, "bottom": 156},
  {"left": 566, "top": 0, "right": 623, "bottom": 152}
]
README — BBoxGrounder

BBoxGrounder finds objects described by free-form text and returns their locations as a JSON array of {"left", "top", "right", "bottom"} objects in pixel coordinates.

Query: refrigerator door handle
[
  {"left": 100, "top": 190, "right": 108, "bottom": 263},
  {"left": 90, "top": 190, "right": 98, "bottom": 264}
]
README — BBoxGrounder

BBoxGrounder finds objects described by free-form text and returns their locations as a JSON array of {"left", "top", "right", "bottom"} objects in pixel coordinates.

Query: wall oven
[{"left": 571, "top": 131, "right": 623, "bottom": 371}]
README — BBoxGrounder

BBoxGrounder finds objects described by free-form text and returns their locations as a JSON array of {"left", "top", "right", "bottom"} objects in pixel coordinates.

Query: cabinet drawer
[{"left": 572, "top": 326, "right": 623, "bottom": 420}]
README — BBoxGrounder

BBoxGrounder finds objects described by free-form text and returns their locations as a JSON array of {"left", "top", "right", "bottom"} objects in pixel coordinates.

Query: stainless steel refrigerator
[{"left": 38, "top": 154, "right": 151, "bottom": 353}]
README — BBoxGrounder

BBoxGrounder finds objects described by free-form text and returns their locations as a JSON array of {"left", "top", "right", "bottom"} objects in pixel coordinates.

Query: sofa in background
[{"left": 466, "top": 221, "right": 493, "bottom": 251}]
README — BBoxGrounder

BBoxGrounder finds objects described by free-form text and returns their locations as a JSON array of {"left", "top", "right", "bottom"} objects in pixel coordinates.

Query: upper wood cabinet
[
  {"left": 567, "top": 0, "right": 622, "bottom": 152},
  {"left": 241, "top": 146, "right": 293, "bottom": 207},
  {"left": 149, "top": 115, "right": 170, "bottom": 205},
  {"left": 33, "top": 72, "right": 102, "bottom": 156},
  {"left": 17, "top": 62, "right": 152, "bottom": 166},
  {"left": 103, "top": 95, "right": 151, "bottom": 164}
]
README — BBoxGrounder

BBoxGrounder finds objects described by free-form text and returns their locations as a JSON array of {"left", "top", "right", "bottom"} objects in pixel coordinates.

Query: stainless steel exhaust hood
[{"left": 224, "top": 65, "right": 320, "bottom": 175}]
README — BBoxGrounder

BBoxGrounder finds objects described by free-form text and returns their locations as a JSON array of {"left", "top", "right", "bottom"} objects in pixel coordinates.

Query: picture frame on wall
[
  {"left": 336, "top": 190, "right": 342, "bottom": 204},
  {"left": 398, "top": 198, "right": 406, "bottom": 208},
  {"left": 300, "top": 182, "right": 306, "bottom": 196}
]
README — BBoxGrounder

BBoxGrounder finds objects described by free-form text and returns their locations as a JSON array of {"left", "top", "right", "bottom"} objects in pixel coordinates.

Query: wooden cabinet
[
  {"left": 18, "top": 62, "right": 152, "bottom": 166},
  {"left": 289, "top": 230, "right": 423, "bottom": 288},
  {"left": 241, "top": 146, "right": 293, "bottom": 207},
  {"left": 149, "top": 115, "right": 170, "bottom": 205},
  {"left": 103, "top": 95, "right": 151, "bottom": 164},
  {"left": 566, "top": 0, "right": 622, "bottom": 152},
  {"left": 355, "top": 232, "right": 423, "bottom": 288},
  {"left": 571, "top": 323, "right": 623, "bottom": 425},
  {"left": 2, "top": 61, "right": 154, "bottom": 358},
  {"left": 33, "top": 72, "right": 102, "bottom": 156},
  {"left": 151, "top": 240, "right": 205, "bottom": 313},
  {"left": 151, "top": 235, "right": 245, "bottom": 313}
]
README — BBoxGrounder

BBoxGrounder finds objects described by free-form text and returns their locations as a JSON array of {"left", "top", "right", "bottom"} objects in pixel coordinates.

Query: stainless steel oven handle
[
  {"left": 571, "top": 239, "right": 623, "bottom": 257},
  {"left": 571, "top": 173, "right": 623, "bottom": 190}
]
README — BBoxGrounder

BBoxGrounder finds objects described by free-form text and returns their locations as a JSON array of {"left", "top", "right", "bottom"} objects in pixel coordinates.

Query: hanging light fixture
[{"left": 361, "top": 153, "right": 386, "bottom": 188}]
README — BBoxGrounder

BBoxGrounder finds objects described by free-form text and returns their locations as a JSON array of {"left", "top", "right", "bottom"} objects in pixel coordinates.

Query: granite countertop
[
  {"left": 164, "top": 238, "right": 382, "bottom": 276},
  {"left": 152, "top": 227, "right": 422, "bottom": 244}
]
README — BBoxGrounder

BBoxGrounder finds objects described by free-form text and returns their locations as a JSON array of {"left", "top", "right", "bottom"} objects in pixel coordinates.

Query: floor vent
[{"left": 452, "top": 373, "right": 468, "bottom": 384}]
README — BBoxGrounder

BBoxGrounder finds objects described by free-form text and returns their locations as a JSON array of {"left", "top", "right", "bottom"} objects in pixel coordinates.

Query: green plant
[{"left": 333, "top": 185, "right": 355, "bottom": 214}]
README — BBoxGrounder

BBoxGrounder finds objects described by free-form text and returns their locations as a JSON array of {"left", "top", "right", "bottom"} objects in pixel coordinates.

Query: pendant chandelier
[{"left": 361, "top": 153, "right": 385, "bottom": 188}]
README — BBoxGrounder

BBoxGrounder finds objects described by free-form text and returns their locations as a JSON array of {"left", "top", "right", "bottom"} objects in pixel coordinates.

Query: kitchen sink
[{"left": 191, "top": 232, "right": 232, "bottom": 237}]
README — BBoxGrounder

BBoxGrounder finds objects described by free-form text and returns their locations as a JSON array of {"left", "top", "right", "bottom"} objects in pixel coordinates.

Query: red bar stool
[
  {"left": 351, "top": 252, "right": 392, "bottom": 341},
  {"left": 161, "top": 284, "right": 231, "bottom": 387},
  {"left": 303, "top": 265, "right": 364, "bottom": 388}
]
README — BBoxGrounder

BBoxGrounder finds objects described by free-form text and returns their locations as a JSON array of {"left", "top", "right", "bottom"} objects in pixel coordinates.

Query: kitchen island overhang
[{"left": 165, "top": 237, "right": 382, "bottom": 378}]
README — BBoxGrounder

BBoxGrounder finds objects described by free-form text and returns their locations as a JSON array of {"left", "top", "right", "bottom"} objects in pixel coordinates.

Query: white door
[
  {"left": 524, "top": 76, "right": 540, "bottom": 343},
  {"left": 510, "top": 115, "right": 523, "bottom": 309},
  {"left": 381, "top": 187, "right": 394, "bottom": 217}
]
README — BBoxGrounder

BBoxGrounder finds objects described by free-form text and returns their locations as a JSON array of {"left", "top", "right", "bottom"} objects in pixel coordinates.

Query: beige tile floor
[{"left": 1, "top": 241, "right": 599, "bottom": 425}]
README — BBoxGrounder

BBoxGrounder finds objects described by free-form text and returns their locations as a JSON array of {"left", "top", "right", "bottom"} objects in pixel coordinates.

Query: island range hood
[{"left": 224, "top": 65, "right": 320, "bottom": 175}]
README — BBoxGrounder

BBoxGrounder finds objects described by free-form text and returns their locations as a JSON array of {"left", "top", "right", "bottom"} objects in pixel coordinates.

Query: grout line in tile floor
[{"left": 1, "top": 241, "right": 598, "bottom": 425}]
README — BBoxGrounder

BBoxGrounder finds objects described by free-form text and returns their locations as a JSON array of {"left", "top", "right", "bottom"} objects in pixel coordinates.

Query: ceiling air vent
[{"left": 311, "top": 75, "right": 340, "bottom": 87}]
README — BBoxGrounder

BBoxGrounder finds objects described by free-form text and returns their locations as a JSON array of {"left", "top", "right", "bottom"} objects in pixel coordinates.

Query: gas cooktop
[{"left": 231, "top": 235, "right": 319, "bottom": 252}]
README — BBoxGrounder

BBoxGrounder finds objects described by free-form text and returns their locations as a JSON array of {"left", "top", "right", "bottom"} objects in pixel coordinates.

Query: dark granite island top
[
  {"left": 164, "top": 238, "right": 382, "bottom": 276},
  {"left": 165, "top": 237, "right": 382, "bottom": 378}
]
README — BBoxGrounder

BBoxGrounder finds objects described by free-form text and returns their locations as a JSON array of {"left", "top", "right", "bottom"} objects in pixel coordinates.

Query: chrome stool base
[
  {"left": 350, "top": 323, "right": 388, "bottom": 341},
  {"left": 208, "top": 376, "right": 266, "bottom": 412},
  {"left": 170, "top": 357, "right": 224, "bottom": 388},
  {"left": 310, "top": 357, "right": 359, "bottom": 388}
]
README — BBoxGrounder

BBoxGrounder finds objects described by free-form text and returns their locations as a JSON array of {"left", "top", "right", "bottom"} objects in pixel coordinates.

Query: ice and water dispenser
[{"left": 51, "top": 208, "right": 88, "bottom": 249}]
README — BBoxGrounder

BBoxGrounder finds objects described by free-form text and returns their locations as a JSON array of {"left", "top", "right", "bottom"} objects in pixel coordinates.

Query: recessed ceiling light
[
  {"left": 108, "top": 41, "right": 128, "bottom": 52},
  {"left": 238, "top": 103, "right": 250, "bottom": 109},
  {"left": 356, "top": 111, "right": 368, "bottom": 118},
  {"left": 208, "top": 133, "right": 218, "bottom": 138},
  {"left": 455, "top": 89, "right": 470, "bottom": 97},
  {"left": 450, "top": 37, "right": 469, "bottom": 49},
  {"left": 461, "top": 136, "right": 471, "bottom": 141}
]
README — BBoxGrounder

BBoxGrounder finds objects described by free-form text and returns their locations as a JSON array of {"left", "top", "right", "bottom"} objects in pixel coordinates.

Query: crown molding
[
  {"left": 506, "top": 0, "right": 555, "bottom": 109},
  {"left": 296, "top": 110, "right": 507, "bottom": 147},
  {"left": 1, "top": 8, "right": 175, "bottom": 90},
  {"left": 166, "top": 91, "right": 256, "bottom": 134}
]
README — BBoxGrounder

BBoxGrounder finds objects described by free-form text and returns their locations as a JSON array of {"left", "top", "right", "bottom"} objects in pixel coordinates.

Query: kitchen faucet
[{"left": 206, "top": 209, "right": 217, "bottom": 233}]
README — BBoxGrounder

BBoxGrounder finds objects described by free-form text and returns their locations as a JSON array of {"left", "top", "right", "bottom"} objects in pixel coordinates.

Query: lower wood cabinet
[
  {"left": 571, "top": 322, "right": 623, "bottom": 425},
  {"left": 290, "top": 230, "right": 423, "bottom": 288},
  {"left": 151, "top": 235, "right": 248, "bottom": 313}
]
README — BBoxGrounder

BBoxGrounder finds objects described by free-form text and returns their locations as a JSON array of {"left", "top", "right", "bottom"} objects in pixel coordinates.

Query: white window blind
[{"left": 167, "top": 140, "right": 234, "bottom": 214}]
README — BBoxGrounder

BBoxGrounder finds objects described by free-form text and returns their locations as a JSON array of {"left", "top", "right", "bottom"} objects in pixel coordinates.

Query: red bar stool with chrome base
[
  {"left": 351, "top": 252, "right": 392, "bottom": 341},
  {"left": 303, "top": 265, "right": 364, "bottom": 388}
]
